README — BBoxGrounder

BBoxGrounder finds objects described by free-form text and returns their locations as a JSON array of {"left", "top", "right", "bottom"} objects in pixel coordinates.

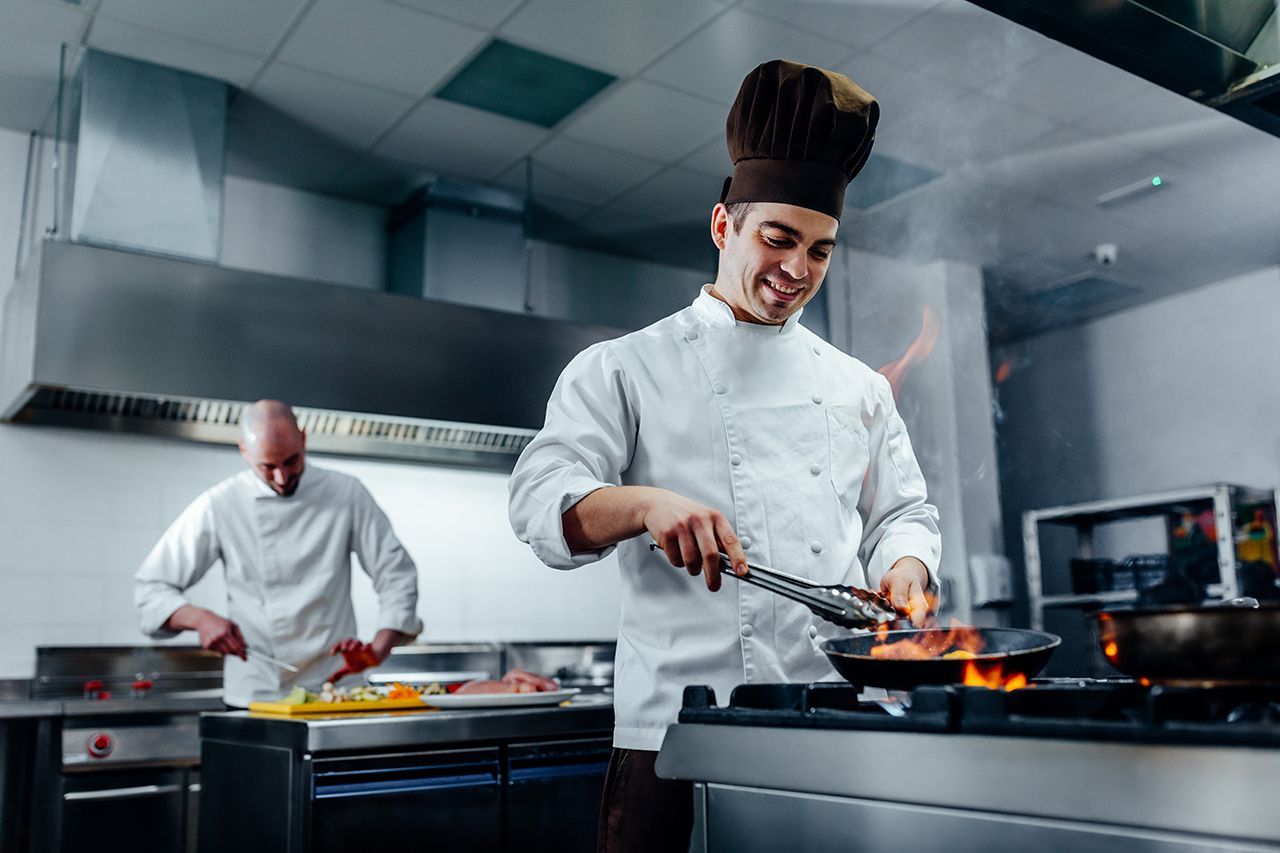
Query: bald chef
[
  {"left": 509, "top": 61, "right": 942, "bottom": 852},
  {"left": 134, "top": 400, "right": 422, "bottom": 706}
]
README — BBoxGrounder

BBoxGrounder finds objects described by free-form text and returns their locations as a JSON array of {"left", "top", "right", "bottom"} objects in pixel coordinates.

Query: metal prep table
[{"left": 199, "top": 694, "right": 614, "bottom": 853}]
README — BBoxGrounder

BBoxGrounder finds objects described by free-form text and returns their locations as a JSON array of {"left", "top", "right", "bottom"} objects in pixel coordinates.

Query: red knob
[
  {"left": 131, "top": 679, "right": 153, "bottom": 691},
  {"left": 83, "top": 680, "right": 104, "bottom": 691},
  {"left": 87, "top": 732, "right": 113, "bottom": 758}
]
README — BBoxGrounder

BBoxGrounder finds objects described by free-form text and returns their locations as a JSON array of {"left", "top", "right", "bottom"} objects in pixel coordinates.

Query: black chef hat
[{"left": 720, "top": 60, "right": 879, "bottom": 220}]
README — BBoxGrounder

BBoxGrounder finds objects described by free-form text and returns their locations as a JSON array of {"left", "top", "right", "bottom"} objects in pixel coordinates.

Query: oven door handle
[{"left": 63, "top": 783, "right": 182, "bottom": 802}]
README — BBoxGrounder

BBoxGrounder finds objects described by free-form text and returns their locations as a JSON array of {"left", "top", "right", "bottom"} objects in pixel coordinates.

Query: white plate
[{"left": 422, "top": 688, "right": 580, "bottom": 709}]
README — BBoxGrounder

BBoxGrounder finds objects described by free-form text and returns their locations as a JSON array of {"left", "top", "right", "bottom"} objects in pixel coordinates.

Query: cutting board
[{"left": 248, "top": 697, "right": 432, "bottom": 715}]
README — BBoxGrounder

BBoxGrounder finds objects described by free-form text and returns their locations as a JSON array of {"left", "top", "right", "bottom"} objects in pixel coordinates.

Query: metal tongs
[
  {"left": 650, "top": 544, "right": 900, "bottom": 630},
  {"left": 720, "top": 554, "right": 901, "bottom": 630}
]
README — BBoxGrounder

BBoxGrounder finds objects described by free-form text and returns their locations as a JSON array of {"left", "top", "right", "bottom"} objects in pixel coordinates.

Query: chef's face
[
  {"left": 239, "top": 427, "right": 306, "bottom": 497},
  {"left": 710, "top": 202, "right": 838, "bottom": 325}
]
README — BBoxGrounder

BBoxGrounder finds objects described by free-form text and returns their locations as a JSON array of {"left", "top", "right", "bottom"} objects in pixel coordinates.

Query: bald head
[{"left": 239, "top": 399, "right": 306, "bottom": 496}]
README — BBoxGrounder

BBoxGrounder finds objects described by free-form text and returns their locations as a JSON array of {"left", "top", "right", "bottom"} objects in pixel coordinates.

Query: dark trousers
[{"left": 597, "top": 748, "right": 694, "bottom": 853}]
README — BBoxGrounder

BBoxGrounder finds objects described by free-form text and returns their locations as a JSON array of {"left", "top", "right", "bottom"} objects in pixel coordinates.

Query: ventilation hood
[
  {"left": 967, "top": 0, "right": 1280, "bottom": 139},
  {"left": 1, "top": 50, "right": 620, "bottom": 468},
  {"left": 1, "top": 239, "right": 618, "bottom": 468}
]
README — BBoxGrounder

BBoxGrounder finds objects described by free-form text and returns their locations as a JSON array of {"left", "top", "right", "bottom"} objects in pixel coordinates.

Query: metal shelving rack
[{"left": 1023, "top": 484, "right": 1277, "bottom": 631}]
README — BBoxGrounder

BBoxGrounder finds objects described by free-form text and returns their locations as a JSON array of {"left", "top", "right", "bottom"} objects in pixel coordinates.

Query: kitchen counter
[
  {"left": 201, "top": 692, "right": 613, "bottom": 752},
  {"left": 0, "top": 699, "right": 62, "bottom": 719}
]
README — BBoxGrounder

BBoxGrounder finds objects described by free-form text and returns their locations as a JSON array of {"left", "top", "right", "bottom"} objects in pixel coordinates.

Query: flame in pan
[{"left": 867, "top": 620, "right": 1030, "bottom": 691}]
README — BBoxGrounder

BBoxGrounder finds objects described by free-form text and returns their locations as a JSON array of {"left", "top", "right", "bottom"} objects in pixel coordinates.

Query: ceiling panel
[
  {"left": 387, "top": 0, "right": 525, "bottom": 30},
  {"left": 88, "top": 17, "right": 263, "bottom": 87},
  {"left": 643, "top": 7, "right": 851, "bottom": 105},
  {"left": 562, "top": 79, "right": 722, "bottom": 161},
  {"left": 870, "top": 0, "right": 1052, "bottom": 90},
  {"left": 680, "top": 136, "right": 731, "bottom": 178},
  {"left": 0, "top": 71, "right": 54, "bottom": 134},
  {"left": 877, "top": 89, "right": 1058, "bottom": 170},
  {"left": 606, "top": 166, "right": 725, "bottom": 223},
  {"left": 277, "top": 0, "right": 487, "bottom": 97},
  {"left": 376, "top": 97, "right": 548, "bottom": 180},
  {"left": 985, "top": 43, "right": 1154, "bottom": 124},
  {"left": 97, "top": 0, "right": 303, "bottom": 56},
  {"left": 494, "top": 136, "right": 665, "bottom": 204},
  {"left": 0, "top": 0, "right": 85, "bottom": 80},
  {"left": 740, "top": 0, "right": 943, "bottom": 52},
  {"left": 251, "top": 62, "right": 415, "bottom": 149},
  {"left": 835, "top": 51, "right": 957, "bottom": 125},
  {"left": 501, "top": 0, "right": 724, "bottom": 76}
]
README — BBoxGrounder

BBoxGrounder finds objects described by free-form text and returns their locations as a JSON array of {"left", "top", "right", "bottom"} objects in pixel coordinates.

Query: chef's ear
[{"left": 711, "top": 203, "right": 730, "bottom": 251}]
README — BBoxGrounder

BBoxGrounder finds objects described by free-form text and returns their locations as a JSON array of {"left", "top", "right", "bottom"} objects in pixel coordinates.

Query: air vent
[
  {"left": 17, "top": 388, "right": 535, "bottom": 468},
  {"left": 436, "top": 39, "right": 615, "bottom": 128},
  {"left": 1026, "top": 274, "right": 1138, "bottom": 311}
]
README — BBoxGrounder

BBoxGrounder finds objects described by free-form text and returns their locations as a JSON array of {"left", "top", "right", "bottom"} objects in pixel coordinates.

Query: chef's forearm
[
  {"left": 162, "top": 604, "right": 216, "bottom": 633},
  {"left": 371, "top": 628, "right": 415, "bottom": 660},
  {"left": 563, "top": 485, "right": 664, "bottom": 554}
]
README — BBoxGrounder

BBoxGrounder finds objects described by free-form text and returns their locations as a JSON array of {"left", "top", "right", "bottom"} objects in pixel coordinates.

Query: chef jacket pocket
[{"left": 826, "top": 406, "right": 869, "bottom": 511}]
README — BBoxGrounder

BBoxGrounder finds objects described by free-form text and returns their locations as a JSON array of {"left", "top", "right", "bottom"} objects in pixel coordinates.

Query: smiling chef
[{"left": 508, "top": 60, "right": 943, "bottom": 852}]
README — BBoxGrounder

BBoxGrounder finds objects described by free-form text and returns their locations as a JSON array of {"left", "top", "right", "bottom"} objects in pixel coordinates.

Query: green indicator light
[{"left": 1151, "top": 176, "right": 1163, "bottom": 186}]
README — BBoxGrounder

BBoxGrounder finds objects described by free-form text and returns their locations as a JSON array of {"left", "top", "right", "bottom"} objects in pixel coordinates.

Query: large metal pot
[{"left": 1090, "top": 600, "right": 1280, "bottom": 683}]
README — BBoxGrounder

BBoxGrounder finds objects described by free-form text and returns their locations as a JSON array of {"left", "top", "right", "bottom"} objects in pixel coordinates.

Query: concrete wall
[{"left": 0, "top": 126, "right": 625, "bottom": 677}]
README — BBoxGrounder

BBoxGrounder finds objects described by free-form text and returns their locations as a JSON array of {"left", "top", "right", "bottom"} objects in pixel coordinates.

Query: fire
[
  {"left": 962, "top": 662, "right": 1028, "bottom": 691},
  {"left": 877, "top": 305, "right": 940, "bottom": 402},
  {"left": 1103, "top": 641, "right": 1119, "bottom": 659}
]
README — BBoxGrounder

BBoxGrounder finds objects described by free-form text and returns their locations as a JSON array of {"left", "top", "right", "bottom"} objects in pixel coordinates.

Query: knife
[{"left": 246, "top": 647, "right": 299, "bottom": 673}]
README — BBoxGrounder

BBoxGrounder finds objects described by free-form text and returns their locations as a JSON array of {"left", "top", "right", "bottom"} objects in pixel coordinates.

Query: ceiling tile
[
  {"left": 985, "top": 43, "right": 1154, "bottom": 124},
  {"left": 97, "top": 0, "right": 303, "bottom": 56},
  {"left": 869, "top": 0, "right": 1053, "bottom": 90},
  {"left": 1075, "top": 85, "right": 1209, "bottom": 140},
  {"left": 607, "top": 166, "right": 725, "bottom": 223},
  {"left": 740, "top": 0, "right": 943, "bottom": 52},
  {"left": 563, "top": 79, "right": 722, "bottom": 161},
  {"left": 680, "top": 135, "right": 730, "bottom": 177},
  {"left": 495, "top": 136, "right": 665, "bottom": 203},
  {"left": 331, "top": 155, "right": 435, "bottom": 204},
  {"left": 0, "top": 0, "right": 84, "bottom": 80},
  {"left": 252, "top": 62, "right": 415, "bottom": 149},
  {"left": 88, "top": 18, "right": 263, "bottom": 87},
  {"left": 877, "top": 90, "right": 1058, "bottom": 170},
  {"left": 0, "top": 71, "right": 54, "bottom": 133},
  {"left": 278, "top": 0, "right": 487, "bottom": 97},
  {"left": 835, "top": 51, "right": 957, "bottom": 125},
  {"left": 501, "top": 0, "right": 723, "bottom": 76},
  {"left": 643, "top": 7, "right": 850, "bottom": 105},
  {"left": 386, "top": 0, "right": 524, "bottom": 29},
  {"left": 376, "top": 97, "right": 548, "bottom": 180}
]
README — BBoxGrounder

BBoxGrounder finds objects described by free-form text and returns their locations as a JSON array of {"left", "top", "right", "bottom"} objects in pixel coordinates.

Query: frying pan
[
  {"left": 820, "top": 627, "right": 1061, "bottom": 690},
  {"left": 1090, "top": 599, "right": 1280, "bottom": 684}
]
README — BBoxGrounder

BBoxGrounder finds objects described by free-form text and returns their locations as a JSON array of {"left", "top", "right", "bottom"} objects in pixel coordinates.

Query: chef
[
  {"left": 134, "top": 399, "right": 423, "bottom": 707},
  {"left": 508, "top": 61, "right": 942, "bottom": 852}
]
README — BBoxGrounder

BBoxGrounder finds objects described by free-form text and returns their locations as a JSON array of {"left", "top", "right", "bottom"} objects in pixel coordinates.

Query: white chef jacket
[
  {"left": 509, "top": 285, "right": 941, "bottom": 750},
  {"left": 135, "top": 466, "right": 423, "bottom": 707}
]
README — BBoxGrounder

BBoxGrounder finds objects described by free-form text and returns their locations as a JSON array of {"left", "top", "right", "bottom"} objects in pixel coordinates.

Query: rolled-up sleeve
[
  {"left": 508, "top": 342, "right": 637, "bottom": 570},
  {"left": 350, "top": 483, "right": 423, "bottom": 638},
  {"left": 857, "top": 374, "right": 943, "bottom": 591},
  {"left": 134, "top": 494, "right": 221, "bottom": 639}
]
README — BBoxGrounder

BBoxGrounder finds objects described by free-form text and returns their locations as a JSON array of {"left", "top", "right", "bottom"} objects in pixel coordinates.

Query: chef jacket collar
[
  {"left": 692, "top": 284, "right": 804, "bottom": 334},
  {"left": 249, "top": 467, "right": 308, "bottom": 499}
]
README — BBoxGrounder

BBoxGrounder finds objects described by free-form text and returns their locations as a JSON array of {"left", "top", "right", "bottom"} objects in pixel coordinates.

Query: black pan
[
  {"left": 820, "top": 627, "right": 1061, "bottom": 690},
  {"left": 1090, "top": 600, "right": 1280, "bottom": 684}
]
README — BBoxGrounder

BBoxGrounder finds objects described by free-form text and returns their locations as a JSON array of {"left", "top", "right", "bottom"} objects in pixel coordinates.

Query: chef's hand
[
  {"left": 879, "top": 557, "right": 934, "bottom": 628},
  {"left": 501, "top": 668, "right": 558, "bottom": 692},
  {"left": 643, "top": 489, "right": 748, "bottom": 593},
  {"left": 193, "top": 611, "right": 248, "bottom": 660},
  {"left": 327, "top": 638, "right": 381, "bottom": 684}
]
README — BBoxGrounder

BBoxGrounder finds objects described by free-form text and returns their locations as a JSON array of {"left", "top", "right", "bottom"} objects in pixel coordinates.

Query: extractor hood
[
  {"left": 1, "top": 239, "right": 619, "bottom": 468},
  {"left": 0, "top": 50, "right": 621, "bottom": 468},
  {"left": 966, "top": 0, "right": 1280, "bottom": 139}
]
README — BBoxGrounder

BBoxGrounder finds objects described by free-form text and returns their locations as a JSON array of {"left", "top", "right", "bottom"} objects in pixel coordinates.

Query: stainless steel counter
[
  {"left": 658, "top": 723, "right": 1280, "bottom": 851},
  {"left": 201, "top": 693, "right": 614, "bottom": 753},
  {"left": 0, "top": 699, "right": 62, "bottom": 720}
]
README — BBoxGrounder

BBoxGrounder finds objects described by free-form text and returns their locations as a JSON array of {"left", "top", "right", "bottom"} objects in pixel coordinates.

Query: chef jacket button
[
  {"left": 740, "top": 536, "right": 752, "bottom": 549},
  {"left": 810, "top": 540, "right": 823, "bottom": 554},
  {"left": 812, "top": 394, "right": 823, "bottom": 405},
  {"left": 740, "top": 624, "right": 754, "bottom": 638},
  {"left": 808, "top": 625, "right": 819, "bottom": 639},
  {"left": 713, "top": 383, "right": 727, "bottom": 395},
  {"left": 685, "top": 330, "right": 699, "bottom": 342},
  {"left": 730, "top": 453, "right": 742, "bottom": 466},
  {"left": 809, "top": 463, "right": 821, "bottom": 476}
]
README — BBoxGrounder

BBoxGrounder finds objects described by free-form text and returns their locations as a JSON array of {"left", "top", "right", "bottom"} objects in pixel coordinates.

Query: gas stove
[{"left": 658, "top": 680, "right": 1280, "bottom": 853}]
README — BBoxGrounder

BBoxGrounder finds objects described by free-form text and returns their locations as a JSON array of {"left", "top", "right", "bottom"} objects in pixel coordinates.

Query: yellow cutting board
[{"left": 248, "top": 697, "right": 432, "bottom": 715}]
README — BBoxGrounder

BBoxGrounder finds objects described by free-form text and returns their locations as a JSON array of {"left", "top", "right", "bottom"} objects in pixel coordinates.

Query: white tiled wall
[{"left": 0, "top": 126, "right": 622, "bottom": 677}]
